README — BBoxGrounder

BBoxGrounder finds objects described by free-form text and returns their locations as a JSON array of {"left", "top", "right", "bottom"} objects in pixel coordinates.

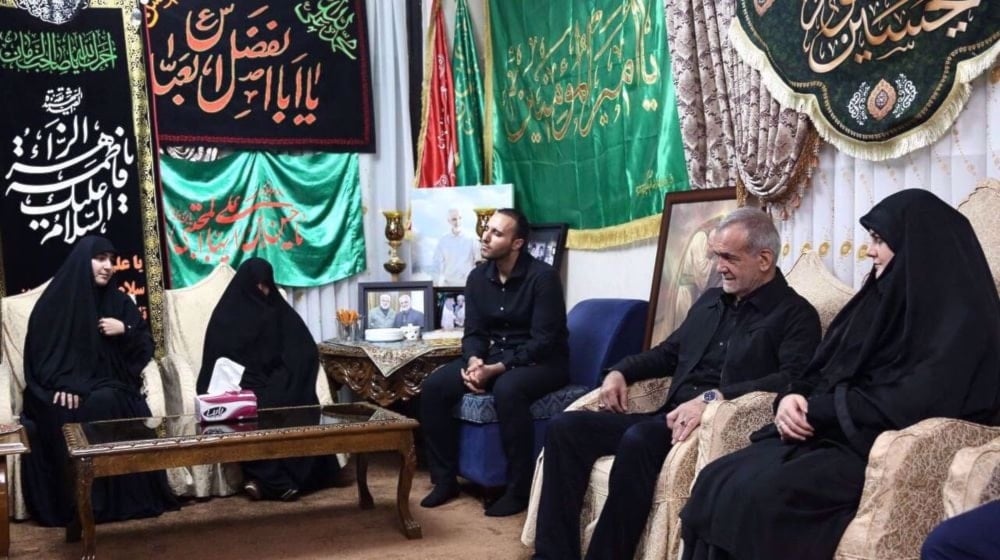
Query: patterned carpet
[{"left": 10, "top": 452, "right": 533, "bottom": 559}]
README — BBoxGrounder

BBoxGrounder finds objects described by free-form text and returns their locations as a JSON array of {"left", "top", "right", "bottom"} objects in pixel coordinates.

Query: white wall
[{"left": 563, "top": 240, "right": 658, "bottom": 308}]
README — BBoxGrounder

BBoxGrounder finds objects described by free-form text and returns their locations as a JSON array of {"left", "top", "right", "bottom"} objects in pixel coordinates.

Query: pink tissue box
[{"left": 195, "top": 390, "right": 258, "bottom": 423}]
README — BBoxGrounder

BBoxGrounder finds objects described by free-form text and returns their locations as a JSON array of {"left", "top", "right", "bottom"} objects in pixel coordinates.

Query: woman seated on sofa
[
  {"left": 21, "top": 236, "right": 176, "bottom": 527},
  {"left": 680, "top": 189, "right": 1000, "bottom": 560},
  {"left": 197, "top": 258, "right": 339, "bottom": 501}
]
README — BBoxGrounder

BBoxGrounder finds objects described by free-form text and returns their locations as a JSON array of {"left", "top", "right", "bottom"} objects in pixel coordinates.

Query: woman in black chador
[
  {"left": 198, "top": 258, "right": 339, "bottom": 501},
  {"left": 21, "top": 236, "right": 176, "bottom": 527},
  {"left": 680, "top": 189, "right": 1000, "bottom": 560}
]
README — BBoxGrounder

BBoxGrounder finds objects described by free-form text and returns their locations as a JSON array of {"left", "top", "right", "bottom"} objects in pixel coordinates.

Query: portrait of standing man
[{"left": 433, "top": 209, "right": 478, "bottom": 286}]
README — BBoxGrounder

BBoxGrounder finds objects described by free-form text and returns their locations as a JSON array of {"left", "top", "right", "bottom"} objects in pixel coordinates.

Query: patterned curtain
[{"left": 667, "top": 0, "right": 820, "bottom": 218}]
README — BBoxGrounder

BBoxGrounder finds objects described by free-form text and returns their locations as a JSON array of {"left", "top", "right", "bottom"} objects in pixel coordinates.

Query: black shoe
[
  {"left": 484, "top": 492, "right": 527, "bottom": 517},
  {"left": 279, "top": 488, "right": 300, "bottom": 502},
  {"left": 420, "top": 482, "right": 460, "bottom": 508},
  {"left": 243, "top": 480, "right": 262, "bottom": 501}
]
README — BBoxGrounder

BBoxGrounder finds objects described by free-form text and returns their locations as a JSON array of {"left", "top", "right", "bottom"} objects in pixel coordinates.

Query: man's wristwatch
[{"left": 702, "top": 390, "right": 720, "bottom": 404}]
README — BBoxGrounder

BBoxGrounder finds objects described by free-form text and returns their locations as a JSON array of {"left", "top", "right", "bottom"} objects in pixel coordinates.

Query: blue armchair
[{"left": 452, "top": 298, "right": 649, "bottom": 488}]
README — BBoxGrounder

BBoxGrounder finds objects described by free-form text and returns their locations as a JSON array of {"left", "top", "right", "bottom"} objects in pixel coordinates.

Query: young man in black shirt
[
  {"left": 420, "top": 208, "right": 569, "bottom": 517},
  {"left": 531, "top": 208, "right": 822, "bottom": 560}
]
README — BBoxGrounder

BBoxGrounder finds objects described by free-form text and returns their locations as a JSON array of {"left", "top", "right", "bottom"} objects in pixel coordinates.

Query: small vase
[{"left": 339, "top": 321, "right": 361, "bottom": 342}]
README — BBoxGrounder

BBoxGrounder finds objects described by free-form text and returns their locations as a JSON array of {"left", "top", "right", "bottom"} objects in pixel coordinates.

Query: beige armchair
[
  {"left": 160, "top": 264, "right": 335, "bottom": 498},
  {"left": 834, "top": 419, "right": 1000, "bottom": 560},
  {"left": 0, "top": 281, "right": 166, "bottom": 520},
  {"left": 522, "top": 377, "right": 672, "bottom": 557}
]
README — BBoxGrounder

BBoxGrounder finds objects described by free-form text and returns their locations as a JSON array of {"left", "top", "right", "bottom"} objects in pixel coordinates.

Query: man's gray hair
[{"left": 716, "top": 207, "right": 780, "bottom": 257}]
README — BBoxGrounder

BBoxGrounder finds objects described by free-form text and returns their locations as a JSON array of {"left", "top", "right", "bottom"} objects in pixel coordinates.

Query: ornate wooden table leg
[
  {"left": 356, "top": 453, "right": 374, "bottom": 510},
  {"left": 0, "top": 460, "right": 8, "bottom": 559},
  {"left": 396, "top": 432, "right": 422, "bottom": 539},
  {"left": 68, "top": 458, "right": 96, "bottom": 560}
]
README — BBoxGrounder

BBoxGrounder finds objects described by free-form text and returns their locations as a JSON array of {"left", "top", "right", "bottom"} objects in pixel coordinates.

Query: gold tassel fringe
[{"left": 566, "top": 214, "right": 662, "bottom": 250}]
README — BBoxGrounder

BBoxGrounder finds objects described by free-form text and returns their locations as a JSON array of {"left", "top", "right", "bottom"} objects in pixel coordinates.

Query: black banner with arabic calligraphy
[
  {"left": 0, "top": 4, "right": 156, "bottom": 324},
  {"left": 144, "top": 0, "right": 375, "bottom": 152},
  {"left": 733, "top": 0, "right": 1000, "bottom": 159}
]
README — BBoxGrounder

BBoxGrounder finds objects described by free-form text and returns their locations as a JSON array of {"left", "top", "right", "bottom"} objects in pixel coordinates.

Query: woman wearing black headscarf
[
  {"left": 21, "top": 236, "right": 176, "bottom": 527},
  {"left": 680, "top": 189, "right": 1000, "bottom": 560},
  {"left": 197, "top": 258, "right": 339, "bottom": 501}
]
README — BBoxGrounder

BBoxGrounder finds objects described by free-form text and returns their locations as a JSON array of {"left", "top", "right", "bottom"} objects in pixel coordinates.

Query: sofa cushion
[
  {"left": 785, "top": 250, "right": 854, "bottom": 333},
  {"left": 454, "top": 384, "right": 591, "bottom": 424},
  {"left": 958, "top": 178, "right": 1000, "bottom": 293},
  {"left": 162, "top": 264, "right": 236, "bottom": 373},
  {"left": 1, "top": 280, "right": 50, "bottom": 417},
  {"left": 942, "top": 435, "right": 1000, "bottom": 518}
]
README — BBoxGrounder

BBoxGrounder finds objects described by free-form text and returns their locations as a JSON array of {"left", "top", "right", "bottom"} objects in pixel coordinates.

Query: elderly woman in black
[
  {"left": 21, "top": 236, "right": 175, "bottom": 526},
  {"left": 197, "top": 258, "right": 339, "bottom": 501},
  {"left": 680, "top": 189, "right": 1000, "bottom": 560}
]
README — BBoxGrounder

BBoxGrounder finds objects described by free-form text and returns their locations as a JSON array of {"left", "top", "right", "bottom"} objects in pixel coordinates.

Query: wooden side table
[
  {"left": 0, "top": 427, "right": 28, "bottom": 559},
  {"left": 318, "top": 340, "right": 461, "bottom": 406}
]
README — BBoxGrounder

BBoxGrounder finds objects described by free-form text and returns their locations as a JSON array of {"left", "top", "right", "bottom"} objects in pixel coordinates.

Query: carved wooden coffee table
[
  {"left": 318, "top": 339, "right": 462, "bottom": 406},
  {"left": 62, "top": 403, "right": 420, "bottom": 560}
]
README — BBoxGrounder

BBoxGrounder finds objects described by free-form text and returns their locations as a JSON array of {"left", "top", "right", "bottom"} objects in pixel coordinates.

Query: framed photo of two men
[{"left": 358, "top": 281, "right": 434, "bottom": 331}]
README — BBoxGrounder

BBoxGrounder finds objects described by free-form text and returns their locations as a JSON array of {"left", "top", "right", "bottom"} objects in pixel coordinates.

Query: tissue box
[{"left": 195, "top": 390, "right": 258, "bottom": 423}]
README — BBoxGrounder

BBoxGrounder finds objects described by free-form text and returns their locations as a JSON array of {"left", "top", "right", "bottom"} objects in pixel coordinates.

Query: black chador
[
  {"left": 198, "top": 258, "right": 340, "bottom": 500},
  {"left": 21, "top": 236, "right": 176, "bottom": 527}
]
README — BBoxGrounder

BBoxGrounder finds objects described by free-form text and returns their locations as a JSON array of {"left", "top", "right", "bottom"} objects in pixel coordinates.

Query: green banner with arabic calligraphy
[
  {"left": 453, "top": 0, "right": 485, "bottom": 186},
  {"left": 488, "top": 0, "right": 689, "bottom": 240},
  {"left": 159, "top": 152, "right": 365, "bottom": 288},
  {"left": 733, "top": 0, "right": 1000, "bottom": 160}
]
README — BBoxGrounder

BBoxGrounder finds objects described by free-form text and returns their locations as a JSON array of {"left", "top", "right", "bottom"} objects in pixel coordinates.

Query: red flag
[{"left": 415, "top": 0, "right": 457, "bottom": 187}]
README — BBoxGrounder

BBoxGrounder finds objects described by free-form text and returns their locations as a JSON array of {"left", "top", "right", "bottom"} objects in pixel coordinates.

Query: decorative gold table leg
[{"left": 397, "top": 433, "right": 422, "bottom": 539}]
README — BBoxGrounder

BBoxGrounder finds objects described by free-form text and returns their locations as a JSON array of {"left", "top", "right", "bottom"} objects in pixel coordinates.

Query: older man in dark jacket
[{"left": 532, "top": 208, "right": 822, "bottom": 560}]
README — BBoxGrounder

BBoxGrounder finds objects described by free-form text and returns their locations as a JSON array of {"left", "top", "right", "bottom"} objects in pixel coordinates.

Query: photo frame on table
[
  {"left": 526, "top": 223, "right": 568, "bottom": 272},
  {"left": 645, "top": 188, "right": 739, "bottom": 349},
  {"left": 358, "top": 281, "right": 434, "bottom": 331},
  {"left": 409, "top": 184, "right": 514, "bottom": 287},
  {"left": 432, "top": 287, "right": 466, "bottom": 330}
]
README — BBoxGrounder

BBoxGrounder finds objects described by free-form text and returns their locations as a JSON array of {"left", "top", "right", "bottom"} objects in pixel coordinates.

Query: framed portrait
[
  {"left": 432, "top": 287, "right": 466, "bottom": 330},
  {"left": 645, "top": 188, "right": 739, "bottom": 349},
  {"left": 526, "top": 223, "right": 568, "bottom": 272},
  {"left": 358, "top": 281, "right": 434, "bottom": 331},
  {"left": 409, "top": 184, "right": 514, "bottom": 287}
]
